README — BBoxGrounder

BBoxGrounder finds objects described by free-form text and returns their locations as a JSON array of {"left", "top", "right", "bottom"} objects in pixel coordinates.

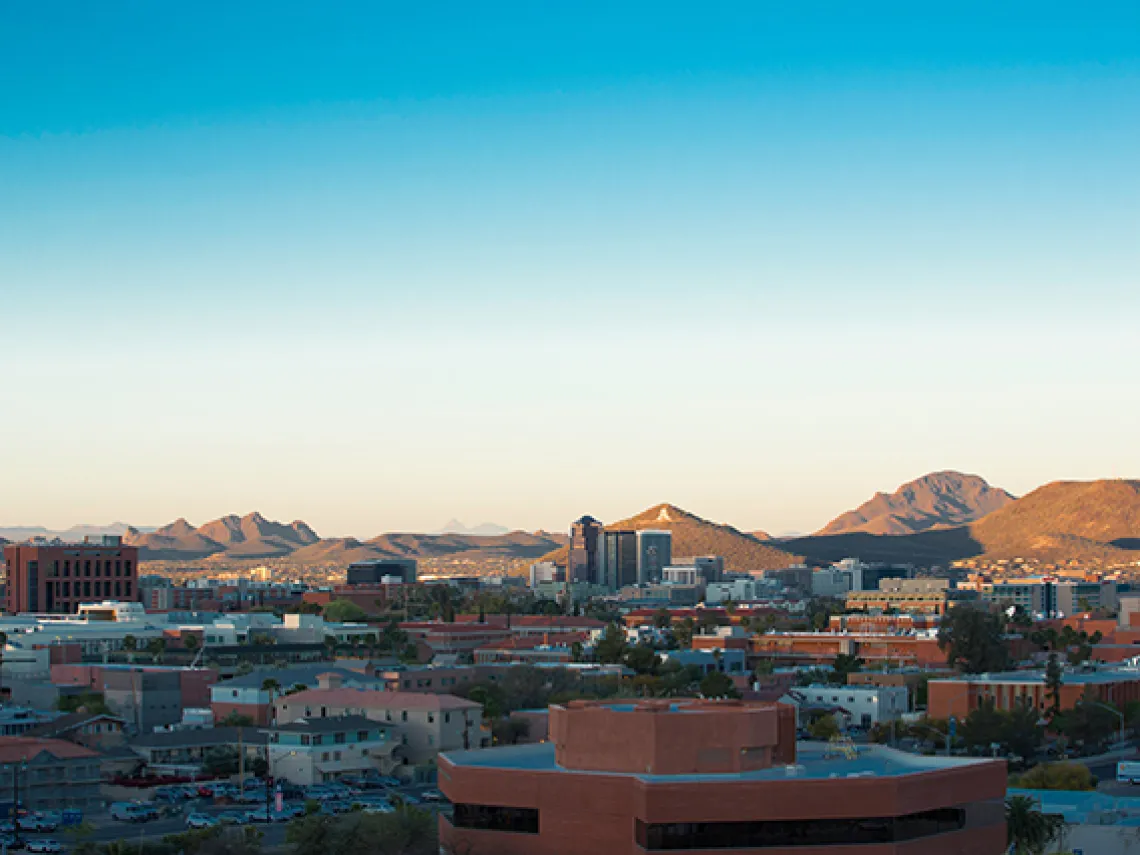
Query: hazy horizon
[{"left": 3, "top": 3, "right": 1138, "bottom": 538}]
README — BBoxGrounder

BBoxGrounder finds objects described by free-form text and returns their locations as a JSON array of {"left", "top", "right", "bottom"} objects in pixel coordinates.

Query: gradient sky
[{"left": 2, "top": 2, "right": 1138, "bottom": 538}]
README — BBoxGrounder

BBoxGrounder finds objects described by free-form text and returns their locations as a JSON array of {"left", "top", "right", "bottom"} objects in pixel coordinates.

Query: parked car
[
  {"left": 0, "top": 833, "right": 25, "bottom": 850},
  {"left": 420, "top": 790, "right": 445, "bottom": 803},
  {"left": 218, "top": 812, "right": 249, "bottom": 826},
  {"left": 25, "top": 840, "right": 62, "bottom": 854},
  {"left": 110, "top": 803, "right": 159, "bottom": 823},
  {"left": 20, "top": 817, "right": 58, "bottom": 832},
  {"left": 245, "top": 808, "right": 293, "bottom": 824},
  {"left": 235, "top": 789, "right": 266, "bottom": 805},
  {"left": 362, "top": 804, "right": 394, "bottom": 815},
  {"left": 186, "top": 813, "right": 217, "bottom": 830}
]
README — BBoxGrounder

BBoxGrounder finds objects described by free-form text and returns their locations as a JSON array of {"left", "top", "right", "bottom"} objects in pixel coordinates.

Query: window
[
  {"left": 313, "top": 735, "right": 323, "bottom": 746},
  {"left": 635, "top": 808, "right": 966, "bottom": 850},
  {"left": 401, "top": 711, "right": 408, "bottom": 722},
  {"left": 427, "top": 736, "right": 433, "bottom": 746},
  {"left": 322, "top": 752, "right": 329, "bottom": 762},
  {"left": 63, "top": 560, "right": 70, "bottom": 577},
  {"left": 334, "top": 733, "right": 346, "bottom": 744},
  {"left": 444, "top": 713, "right": 451, "bottom": 724},
  {"left": 428, "top": 714, "right": 434, "bottom": 723},
  {"left": 452, "top": 804, "right": 539, "bottom": 835},
  {"left": 357, "top": 731, "right": 369, "bottom": 742},
  {"left": 334, "top": 751, "right": 341, "bottom": 761}
]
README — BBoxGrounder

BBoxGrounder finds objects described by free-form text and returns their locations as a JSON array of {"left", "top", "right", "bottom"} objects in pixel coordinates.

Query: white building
[
  {"left": 781, "top": 684, "right": 908, "bottom": 729},
  {"left": 705, "top": 579, "right": 762, "bottom": 604}
]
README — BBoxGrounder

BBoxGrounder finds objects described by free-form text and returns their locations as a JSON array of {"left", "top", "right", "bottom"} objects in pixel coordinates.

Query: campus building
[
  {"left": 438, "top": 699, "right": 1007, "bottom": 854},
  {"left": 927, "top": 666, "right": 1140, "bottom": 720},
  {"left": 3, "top": 536, "right": 139, "bottom": 614}
]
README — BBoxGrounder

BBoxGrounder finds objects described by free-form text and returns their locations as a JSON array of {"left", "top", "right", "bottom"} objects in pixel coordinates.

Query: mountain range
[
  {"left": 436, "top": 519, "right": 511, "bottom": 537},
  {"left": 8, "top": 473, "right": 1140, "bottom": 569},
  {"left": 789, "top": 478, "right": 1140, "bottom": 566},
  {"left": 0, "top": 522, "right": 155, "bottom": 542},
  {"left": 117, "top": 511, "right": 567, "bottom": 565},
  {"left": 815, "top": 471, "right": 1016, "bottom": 536}
]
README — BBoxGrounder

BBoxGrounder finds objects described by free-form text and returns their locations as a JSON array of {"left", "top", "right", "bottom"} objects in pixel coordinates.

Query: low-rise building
[
  {"left": 130, "top": 726, "right": 267, "bottom": 774},
  {"left": 474, "top": 633, "right": 587, "bottom": 665},
  {"left": 438, "top": 699, "right": 1007, "bottom": 855},
  {"left": 273, "top": 677, "right": 488, "bottom": 773},
  {"left": 210, "top": 666, "right": 387, "bottom": 726},
  {"left": 0, "top": 737, "right": 104, "bottom": 810},
  {"left": 24, "top": 711, "right": 127, "bottom": 750},
  {"left": 266, "top": 715, "right": 399, "bottom": 785},
  {"left": 845, "top": 579, "right": 957, "bottom": 615},
  {"left": 781, "top": 684, "right": 909, "bottom": 728},
  {"left": 927, "top": 666, "right": 1140, "bottom": 720}
]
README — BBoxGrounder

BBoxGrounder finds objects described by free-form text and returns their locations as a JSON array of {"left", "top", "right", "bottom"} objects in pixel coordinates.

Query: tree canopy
[
  {"left": 322, "top": 599, "right": 368, "bottom": 623},
  {"left": 937, "top": 606, "right": 1009, "bottom": 674}
]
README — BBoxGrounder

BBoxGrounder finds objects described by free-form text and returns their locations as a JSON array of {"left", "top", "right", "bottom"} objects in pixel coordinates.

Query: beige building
[
  {"left": 273, "top": 674, "right": 488, "bottom": 772},
  {"left": 266, "top": 715, "right": 399, "bottom": 786}
]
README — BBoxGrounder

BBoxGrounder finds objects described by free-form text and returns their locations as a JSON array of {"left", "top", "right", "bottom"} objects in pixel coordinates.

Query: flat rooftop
[
  {"left": 933, "top": 668, "right": 1140, "bottom": 685},
  {"left": 441, "top": 740, "right": 997, "bottom": 783}
]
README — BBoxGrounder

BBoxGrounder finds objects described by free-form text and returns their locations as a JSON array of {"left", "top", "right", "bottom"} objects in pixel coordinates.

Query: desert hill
[
  {"left": 792, "top": 479, "right": 1140, "bottom": 566},
  {"left": 122, "top": 512, "right": 567, "bottom": 566},
  {"left": 817, "top": 471, "right": 1014, "bottom": 536},
  {"left": 540, "top": 503, "right": 799, "bottom": 572}
]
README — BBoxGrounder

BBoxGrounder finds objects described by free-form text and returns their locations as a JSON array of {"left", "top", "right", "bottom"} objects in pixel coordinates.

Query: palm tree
[{"left": 1006, "top": 794, "right": 1064, "bottom": 855}]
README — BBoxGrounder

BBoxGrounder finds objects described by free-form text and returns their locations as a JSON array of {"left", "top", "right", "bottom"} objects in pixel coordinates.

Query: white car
[
  {"left": 26, "top": 840, "right": 63, "bottom": 854},
  {"left": 362, "top": 804, "right": 394, "bottom": 815},
  {"left": 186, "top": 813, "right": 217, "bottom": 830},
  {"left": 22, "top": 818, "right": 58, "bottom": 833}
]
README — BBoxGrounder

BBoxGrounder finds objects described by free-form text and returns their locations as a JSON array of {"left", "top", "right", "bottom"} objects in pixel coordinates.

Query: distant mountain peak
[
  {"left": 437, "top": 519, "right": 510, "bottom": 537},
  {"left": 816, "top": 471, "right": 1015, "bottom": 537}
]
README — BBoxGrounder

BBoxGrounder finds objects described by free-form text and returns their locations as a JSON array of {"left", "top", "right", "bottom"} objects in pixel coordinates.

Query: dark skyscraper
[
  {"left": 567, "top": 515, "right": 603, "bottom": 584},
  {"left": 602, "top": 530, "right": 638, "bottom": 591}
]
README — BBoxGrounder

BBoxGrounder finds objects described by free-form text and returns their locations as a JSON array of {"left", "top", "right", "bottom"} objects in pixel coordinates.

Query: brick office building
[
  {"left": 3, "top": 536, "right": 138, "bottom": 614},
  {"left": 438, "top": 699, "right": 1007, "bottom": 855}
]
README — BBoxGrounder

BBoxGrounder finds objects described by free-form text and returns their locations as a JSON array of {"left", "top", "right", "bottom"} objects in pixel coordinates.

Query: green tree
[
  {"left": 323, "top": 599, "right": 368, "bottom": 623},
  {"left": 146, "top": 637, "right": 168, "bottom": 661},
  {"left": 652, "top": 608, "right": 672, "bottom": 629},
  {"left": 288, "top": 806, "right": 436, "bottom": 855},
  {"left": 594, "top": 623, "right": 629, "bottom": 664},
  {"left": 1010, "top": 762, "right": 1096, "bottom": 792},
  {"left": 466, "top": 684, "right": 507, "bottom": 721},
  {"left": 1045, "top": 653, "right": 1064, "bottom": 716},
  {"left": 57, "top": 691, "right": 112, "bottom": 715},
  {"left": 491, "top": 718, "right": 531, "bottom": 745},
  {"left": 808, "top": 715, "right": 841, "bottom": 740},
  {"left": 698, "top": 670, "right": 740, "bottom": 699},
  {"left": 121, "top": 634, "right": 136, "bottom": 652},
  {"left": 623, "top": 644, "right": 660, "bottom": 676},
  {"left": 202, "top": 746, "right": 241, "bottom": 777},
  {"left": 219, "top": 711, "right": 256, "bottom": 727},
  {"left": 937, "top": 606, "right": 1009, "bottom": 674},
  {"left": 673, "top": 617, "right": 695, "bottom": 648},
  {"left": 829, "top": 653, "right": 864, "bottom": 685},
  {"left": 1005, "top": 794, "right": 1065, "bottom": 855},
  {"left": 182, "top": 632, "right": 201, "bottom": 654}
]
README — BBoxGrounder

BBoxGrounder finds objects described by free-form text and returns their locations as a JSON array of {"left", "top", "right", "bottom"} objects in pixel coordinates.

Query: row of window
[
  {"left": 47, "top": 559, "right": 133, "bottom": 578},
  {"left": 449, "top": 806, "right": 969, "bottom": 847},
  {"left": 49, "top": 580, "right": 132, "bottom": 599},
  {"left": 636, "top": 809, "right": 967, "bottom": 849}
]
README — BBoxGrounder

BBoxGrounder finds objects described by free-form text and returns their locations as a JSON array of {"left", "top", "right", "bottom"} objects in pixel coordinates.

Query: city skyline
[{"left": 3, "top": 2, "right": 1138, "bottom": 537}]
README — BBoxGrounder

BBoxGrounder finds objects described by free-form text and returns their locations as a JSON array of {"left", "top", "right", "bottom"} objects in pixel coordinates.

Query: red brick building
[
  {"left": 3, "top": 537, "right": 138, "bottom": 614},
  {"left": 439, "top": 698, "right": 1007, "bottom": 854},
  {"left": 928, "top": 667, "right": 1140, "bottom": 720}
]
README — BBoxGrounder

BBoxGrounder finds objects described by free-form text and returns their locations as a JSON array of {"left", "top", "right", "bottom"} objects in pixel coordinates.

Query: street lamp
[{"left": 1085, "top": 701, "right": 1126, "bottom": 746}]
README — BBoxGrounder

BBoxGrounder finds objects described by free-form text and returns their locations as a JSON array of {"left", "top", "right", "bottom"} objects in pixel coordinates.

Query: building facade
[
  {"left": 0, "top": 737, "right": 104, "bottom": 810},
  {"left": 438, "top": 699, "right": 1007, "bottom": 855},
  {"left": 636, "top": 530, "right": 673, "bottom": 584},
  {"left": 273, "top": 679, "right": 488, "bottom": 771},
  {"left": 346, "top": 559, "right": 417, "bottom": 585},
  {"left": 567, "top": 516, "right": 603, "bottom": 585},
  {"left": 601, "top": 530, "right": 638, "bottom": 591},
  {"left": 3, "top": 537, "right": 139, "bottom": 614},
  {"left": 266, "top": 715, "right": 398, "bottom": 785}
]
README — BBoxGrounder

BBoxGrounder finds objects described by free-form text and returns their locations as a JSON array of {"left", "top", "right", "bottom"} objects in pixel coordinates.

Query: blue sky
[{"left": 2, "top": 2, "right": 1138, "bottom": 537}]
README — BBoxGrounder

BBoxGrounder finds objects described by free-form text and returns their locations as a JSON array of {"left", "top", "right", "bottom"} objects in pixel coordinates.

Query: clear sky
[{"left": 2, "top": 2, "right": 1138, "bottom": 538}]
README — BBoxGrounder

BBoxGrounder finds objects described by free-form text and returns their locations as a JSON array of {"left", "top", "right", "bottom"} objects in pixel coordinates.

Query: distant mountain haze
[
  {"left": 0, "top": 521, "right": 156, "bottom": 542},
  {"left": 816, "top": 471, "right": 1015, "bottom": 536},
  {"left": 436, "top": 519, "right": 511, "bottom": 536}
]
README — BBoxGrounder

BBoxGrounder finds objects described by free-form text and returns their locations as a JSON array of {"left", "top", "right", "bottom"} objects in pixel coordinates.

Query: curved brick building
[{"left": 438, "top": 699, "right": 1007, "bottom": 854}]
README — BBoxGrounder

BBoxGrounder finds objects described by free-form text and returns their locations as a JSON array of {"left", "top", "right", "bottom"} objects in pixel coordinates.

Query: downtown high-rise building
[
  {"left": 567, "top": 515, "right": 603, "bottom": 585},
  {"left": 600, "top": 529, "right": 638, "bottom": 591},
  {"left": 636, "top": 530, "right": 673, "bottom": 584}
]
